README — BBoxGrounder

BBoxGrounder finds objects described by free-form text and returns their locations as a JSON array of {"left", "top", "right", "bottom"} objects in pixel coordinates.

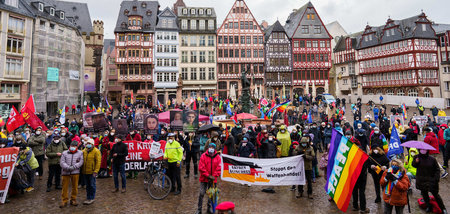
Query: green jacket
[
  {"left": 444, "top": 129, "right": 450, "bottom": 142},
  {"left": 46, "top": 141, "right": 68, "bottom": 166},
  {"left": 295, "top": 145, "right": 315, "bottom": 170},
  {"left": 27, "top": 134, "right": 46, "bottom": 156},
  {"left": 164, "top": 140, "right": 183, "bottom": 164},
  {"left": 18, "top": 147, "right": 39, "bottom": 170},
  {"left": 277, "top": 131, "right": 292, "bottom": 157},
  {"left": 69, "top": 125, "right": 79, "bottom": 135},
  {"left": 404, "top": 148, "right": 418, "bottom": 176}
]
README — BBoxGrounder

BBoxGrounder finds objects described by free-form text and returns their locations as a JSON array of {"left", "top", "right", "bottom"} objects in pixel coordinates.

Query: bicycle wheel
[
  {"left": 143, "top": 168, "right": 152, "bottom": 190},
  {"left": 147, "top": 172, "right": 172, "bottom": 200}
]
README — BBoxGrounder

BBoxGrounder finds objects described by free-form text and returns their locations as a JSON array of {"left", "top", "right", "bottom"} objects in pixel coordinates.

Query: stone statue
[
  {"left": 241, "top": 67, "right": 251, "bottom": 91},
  {"left": 240, "top": 65, "right": 251, "bottom": 113}
]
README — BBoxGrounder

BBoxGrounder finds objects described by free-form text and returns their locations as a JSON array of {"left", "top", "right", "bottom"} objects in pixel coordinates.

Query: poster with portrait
[
  {"left": 83, "top": 112, "right": 94, "bottom": 132},
  {"left": 134, "top": 109, "right": 147, "bottom": 130},
  {"left": 183, "top": 110, "right": 199, "bottom": 132},
  {"left": 389, "top": 115, "right": 404, "bottom": 127},
  {"left": 144, "top": 114, "right": 159, "bottom": 135},
  {"left": 91, "top": 113, "right": 109, "bottom": 132},
  {"left": 113, "top": 119, "right": 129, "bottom": 136},
  {"left": 170, "top": 111, "right": 184, "bottom": 131}
]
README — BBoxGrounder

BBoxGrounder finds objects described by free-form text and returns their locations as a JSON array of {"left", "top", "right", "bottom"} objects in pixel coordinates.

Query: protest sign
[
  {"left": 389, "top": 115, "right": 404, "bottom": 127},
  {"left": 213, "top": 115, "right": 227, "bottom": 121},
  {"left": 413, "top": 116, "right": 428, "bottom": 128},
  {"left": 0, "top": 147, "right": 19, "bottom": 203},
  {"left": 83, "top": 112, "right": 109, "bottom": 132},
  {"left": 144, "top": 114, "right": 159, "bottom": 135},
  {"left": 170, "top": 111, "right": 183, "bottom": 131},
  {"left": 183, "top": 110, "right": 199, "bottom": 132},
  {"left": 134, "top": 112, "right": 145, "bottom": 130},
  {"left": 221, "top": 154, "right": 305, "bottom": 186},
  {"left": 436, "top": 116, "right": 450, "bottom": 125},
  {"left": 124, "top": 141, "right": 166, "bottom": 171},
  {"left": 113, "top": 119, "right": 128, "bottom": 136}
]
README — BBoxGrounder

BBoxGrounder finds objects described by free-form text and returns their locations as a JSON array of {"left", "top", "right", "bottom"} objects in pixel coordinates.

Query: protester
[
  {"left": 110, "top": 136, "right": 128, "bottom": 193},
  {"left": 404, "top": 148, "right": 418, "bottom": 193},
  {"left": 196, "top": 143, "right": 221, "bottom": 214},
  {"left": 205, "top": 131, "right": 221, "bottom": 152},
  {"left": 81, "top": 139, "right": 101, "bottom": 205},
  {"left": 444, "top": 121, "right": 450, "bottom": 170},
  {"left": 164, "top": 133, "right": 183, "bottom": 195},
  {"left": 368, "top": 147, "right": 389, "bottom": 203},
  {"left": 16, "top": 144, "right": 39, "bottom": 192},
  {"left": 277, "top": 125, "right": 291, "bottom": 157},
  {"left": 60, "top": 141, "right": 84, "bottom": 208},
  {"left": 380, "top": 159, "right": 410, "bottom": 214},
  {"left": 221, "top": 131, "right": 235, "bottom": 156},
  {"left": 237, "top": 137, "right": 256, "bottom": 158},
  {"left": 46, "top": 134, "right": 67, "bottom": 192},
  {"left": 295, "top": 137, "right": 314, "bottom": 199},
  {"left": 27, "top": 126, "right": 45, "bottom": 180},
  {"left": 424, "top": 127, "right": 448, "bottom": 178},
  {"left": 183, "top": 132, "right": 200, "bottom": 178}
]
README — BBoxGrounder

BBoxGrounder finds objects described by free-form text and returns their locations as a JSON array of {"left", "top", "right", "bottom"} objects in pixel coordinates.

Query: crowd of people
[{"left": 1, "top": 95, "right": 449, "bottom": 214}]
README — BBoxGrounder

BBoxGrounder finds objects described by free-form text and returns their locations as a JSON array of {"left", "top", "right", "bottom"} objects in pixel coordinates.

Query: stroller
[{"left": 8, "top": 166, "right": 29, "bottom": 196}]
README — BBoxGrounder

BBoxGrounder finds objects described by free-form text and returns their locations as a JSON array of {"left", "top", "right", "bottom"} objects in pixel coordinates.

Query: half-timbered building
[
  {"left": 216, "top": 0, "right": 265, "bottom": 99},
  {"left": 433, "top": 23, "right": 450, "bottom": 107},
  {"left": 264, "top": 21, "right": 292, "bottom": 99},
  {"left": 334, "top": 34, "right": 362, "bottom": 97},
  {"left": 284, "top": 2, "right": 332, "bottom": 96}
]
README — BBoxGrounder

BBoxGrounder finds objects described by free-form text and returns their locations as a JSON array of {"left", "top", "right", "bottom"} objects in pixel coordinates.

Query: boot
[
  {"left": 112, "top": 188, "right": 119, "bottom": 193},
  {"left": 184, "top": 174, "right": 189, "bottom": 178},
  {"left": 425, "top": 205, "right": 433, "bottom": 213},
  {"left": 59, "top": 202, "right": 68, "bottom": 208},
  {"left": 46, "top": 187, "right": 51, "bottom": 192},
  {"left": 121, "top": 188, "right": 126, "bottom": 193},
  {"left": 70, "top": 200, "right": 78, "bottom": 206},
  {"left": 55, "top": 185, "right": 62, "bottom": 190}
]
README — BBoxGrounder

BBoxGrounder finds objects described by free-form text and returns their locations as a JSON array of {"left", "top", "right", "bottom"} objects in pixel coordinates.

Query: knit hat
[
  {"left": 300, "top": 137, "right": 309, "bottom": 143},
  {"left": 86, "top": 139, "right": 94, "bottom": 145},
  {"left": 292, "top": 141, "right": 299, "bottom": 145},
  {"left": 209, "top": 143, "right": 216, "bottom": 148},
  {"left": 70, "top": 141, "right": 78, "bottom": 147}
]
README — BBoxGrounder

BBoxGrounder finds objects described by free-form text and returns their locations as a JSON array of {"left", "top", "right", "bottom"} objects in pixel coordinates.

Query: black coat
[
  {"left": 182, "top": 135, "right": 200, "bottom": 153},
  {"left": 237, "top": 142, "right": 256, "bottom": 158},
  {"left": 261, "top": 139, "right": 281, "bottom": 158},
  {"left": 222, "top": 135, "right": 236, "bottom": 156},
  {"left": 412, "top": 154, "right": 440, "bottom": 192},
  {"left": 110, "top": 142, "right": 128, "bottom": 166},
  {"left": 368, "top": 152, "right": 389, "bottom": 174}
]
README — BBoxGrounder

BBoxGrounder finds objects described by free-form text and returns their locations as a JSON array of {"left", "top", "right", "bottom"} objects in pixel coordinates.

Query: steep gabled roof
[
  {"left": 334, "top": 32, "right": 362, "bottom": 52},
  {"left": 432, "top": 23, "right": 450, "bottom": 35},
  {"left": 217, "top": 0, "right": 263, "bottom": 34},
  {"left": 156, "top": 7, "right": 178, "bottom": 30},
  {"left": 284, "top": 3, "right": 309, "bottom": 38},
  {"left": 284, "top": 2, "right": 331, "bottom": 39},
  {"left": 0, "top": 0, "right": 34, "bottom": 18},
  {"left": 22, "top": 0, "right": 78, "bottom": 30},
  {"left": 114, "top": 0, "right": 159, "bottom": 33},
  {"left": 103, "top": 39, "right": 115, "bottom": 54},
  {"left": 264, "top": 20, "right": 286, "bottom": 41},
  {"left": 53, "top": 0, "right": 93, "bottom": 34}
]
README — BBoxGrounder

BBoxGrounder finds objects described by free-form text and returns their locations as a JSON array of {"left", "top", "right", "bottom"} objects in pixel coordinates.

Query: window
[
  {"left": 190, "top": 36, "right": 197, "bottom": 46},
  {"left": 50, "top": 7, "right": 55, "bottom": 16},
  {"left": 0, "top": 84, "right": 20, "bottom": 94},
  {"left": 182, "top": 51, "right": 188, "bottom": 63},
  {"left": 443, "top": 67, "right": 450, "bottom": 73},
  {"left": 190, "top": 51, "right": 197, "bottom": 63},
  {"left": 181, "top": 19, "right": 187, "bottom": 30},
  {"left": 199, "top": 36, "right": 206, "bottom": 46},
  {"left": 422, "top": 24, "right": 426, "bottom": 31},
  {"left": 181, "top": 68, "right": 188, "bottom": 80},
  {"left": 183, "top": 9, "right": 188, "bottom": 15},
  {"left": 397, "top": 89, "right": 404, "bottom": 96},
  {"left": 164, "top": 73, "right": 170, "bottom": 82},
  {"left": 199, "top": 68, "right": 206, "bottom": 80},
  {"left": 408, "top": 88, "right": 418, "bottom": 97},
  {"left": 8, "top": 16, "right": 24, "bottom": 34},
  {"left": 199, "top": 20, "right": 205, "bottom": 30},
  {"left": 208, "top": 51, "right": 215, "bottom": 63},
  {"left": 171, "top": 45, "right": 177, "bottom": 53},
  {"left": 38, "top": 2, "right": 44, "bottom": 11},
  {"left": 191, "top": 9, "right": 196, "bottom": 15},
  {"left": 314, "top": 26, "right": 321, "bottom": 34},
  {"left": 171, "top": 59, "right": 177, "bottom": 67},
  {"left": 181, "top": 36, "right": 188, "bottom": 46},
  {"left": 208, "top": 68, "right": 215, "bottom": 80},
  {"left": 312, "top": 41, "right": 318, "bottom": 48},
  {"left": 199, "top": 51, "right": 206, "bottom": 63},
  {"left": 424, "top": 89, "right": 431, "bottom": 97},
  {"left": 5, "top": 58, "right": 22, "bottom": 76},
  {"left": 208, "top": 35, "right": 214, "bottom": 46},
  {"left": 171, "top": 73, "right": 177, "bottom": 82},
  {"left": 108, "top": 80, "right": 117, "bottom": 86},
  {"left": 190, "top": 20, "right": 197, "bottom": 30},
  {"left": 6, "top": 37, "right": 23, "bottom": 54},
  {"left": 246, "top": 36, "right": 251, "bottom": 44},
  {"left": 190, "top": 68, "right": 197, "bottom": 80},
  {"left": 302, "top": 25, "right": 309, "bottom": 34}
]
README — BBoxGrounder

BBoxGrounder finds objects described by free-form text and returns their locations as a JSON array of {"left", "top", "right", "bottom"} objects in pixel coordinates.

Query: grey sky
[{"left": 71, "top": 0, "right": 448, "bottom": 39}]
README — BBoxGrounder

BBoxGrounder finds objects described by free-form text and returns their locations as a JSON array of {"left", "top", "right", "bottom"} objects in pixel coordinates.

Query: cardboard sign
[
  {"left": 170, "top": 111, "right": 183, "bottom": 131},
  {"left": 124, "top": 141, "right": 166, "bottom": 171},
  {"left": 144, "top": 114, "right": 159, "bottom": 135}
]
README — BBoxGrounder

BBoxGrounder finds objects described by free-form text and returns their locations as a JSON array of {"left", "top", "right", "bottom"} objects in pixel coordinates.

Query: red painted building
[
  {"left": 284, "top": 2, "right": 332, "bottom": 96},
  {"left": 356, "top": 13, "right": 439, "bottom": 97},
  {"left": 216, "top": 0, "right": 265, "bottom": 99}
]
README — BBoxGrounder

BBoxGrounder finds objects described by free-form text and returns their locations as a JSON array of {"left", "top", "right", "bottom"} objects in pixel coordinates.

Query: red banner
[
  {"left": 22, "top": 107, "right": 48, "bottom": 131},
  {"left": 20, "top": 95, "right": 35, "bottom": 114},
  {"left": 6, "top": 106, "right": 25, "bottom": 132},
  {"left": 124, "top": 140, "right": 166, "bottom": 171},
  {"left": 0, "top": 147, "right": 19, "bottom": 203}
]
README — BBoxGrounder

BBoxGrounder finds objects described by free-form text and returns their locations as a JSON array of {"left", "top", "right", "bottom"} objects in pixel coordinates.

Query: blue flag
[
  {"left": 387, "top": 126, "right": 403, "bottom": 160},
  {"left": 226, "top": 102, "right": 233, "bottom": 116},
  {"left": 307, "top": 110, "right": 313, "bottom": 123}
]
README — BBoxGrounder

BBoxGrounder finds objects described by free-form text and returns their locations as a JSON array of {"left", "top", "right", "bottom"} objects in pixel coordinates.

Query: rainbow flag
[
  {"left": 157, "top": 100, "right": 163, "bottom": 111},
  {"left": 276, "top": 101, "right": 290, "bottom": 113},
  {"left": 402, "top": 103, "right": 407, "bottom": 121},
  {"left": 325, "top": 129, "right": 369, "bottom": 212},
  {"left": 106, "top": 97, "right": 112, "bottom": 110}
]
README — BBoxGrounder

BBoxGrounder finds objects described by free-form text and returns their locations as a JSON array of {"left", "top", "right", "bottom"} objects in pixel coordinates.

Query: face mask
[
  {"left": 374, "top": 150, "right": 379, "bottom": 154},
  {"left": 301, "top": 143, "right": 307, "bottom": 147},
  {"left": 36, "top": 131, "right": 41, "bottom": 135},
  {"left": 8, "top": 137, "right": 13, "bottom": 141},
  {"left": 86, "top": 144, "right": 93, "bottom": 149},
  {"left": 281, "top": 130, "right": 285, "bottom": 133},
  {"left": 69, "top": 147, "right": 77, "bottom": 153},
  {"left": 419, "top": 149, "right": 427, "bottom": 155},
  {"left": 147, "top": 136, "right": 152, "bottom": 139},
  {"left": 16, "top": 140, "right": 21, "bottom": 144},
  {"left": 293, "top": 131, "right": 297, "bottom": 133},
  {"left": 312, "top": 126, "right": 317, "bottom": 128},
  {"left": 115, "top": 139, "right": 119, "bottom": 143},
  {"left": 130, "top": 132, "right": 135, "bottom": 135},
  {"left": 237, "top": 126, "right": 241, "bottom": 129},
  {"left": 161, "top": 132, "right": 165, "bottom": 135},
  {"left": 443, "top": 127, "right": 446, "bottom": 129},
  {"left": 61, "top": 132, "right": 66, "bottom": 136},
  {"left": 327, "top": 126, "right": 331, "bottom": 128},
  {"left": 271, "top": 125, "right": 275, "bottom": 129},
  {"left": 104, "top": 134, "right": 108, "bottom": 137},
  {"left": 391, "top": 165, "right": 399, "bottom": 173},
  {"left": 221, "top": 134, "right": 226, "bottom": 137},
  {"left": 345, "top": 135, "right": 351, "bottom": 139},
  {"left": 208, "top": 148, "right": 215, "bottom": 154},
  {"left": 242, "top": 142, "right": 247, "bottom": 146},
  {"left": 410, "top": 152, "right": 416, "bottom": 156},
  {"left": 93, "top": 135, "right": 98, "bottom": 138},
  {"left": 54, "top": 140, "right": 60, "bottom": 144},
  {"left": 0, "top": 144, "right": 5, "bottom": 148},
  {"left": 374, "top": 131, "right": 379, "bottom": 134},
  {"left": 268, "top": 137, "right": 273, "bottom": 141},
  {"left": 46, "top": 133, "right": 51, "bottom": 137},
  {"left": 110, "top": 133, "right": 115, "bottom": 136}
]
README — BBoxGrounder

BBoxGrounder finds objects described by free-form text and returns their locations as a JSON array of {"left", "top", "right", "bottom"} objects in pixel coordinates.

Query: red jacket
[
  {"left": 424, "top": 132, "right": 439, "bottom": 154},
  {"left": 126, "top": 133, "right": 142, "bottom": 141},
  {"left": 438, "top": 124, "right": 448, "bottom": 146},
  {"left": 198, "top": 151, "right": 221, "bottom": 183}
]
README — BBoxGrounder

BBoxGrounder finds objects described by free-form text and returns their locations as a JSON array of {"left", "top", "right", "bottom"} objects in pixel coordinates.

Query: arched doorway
[
  {"left": 293, "top": 88, "right": 304, "bottom": 96},
  {"left": 308, "top": 87, "right": 313, "bottom": 94},
  {"left": 316, "top": 87, "right": 325, "bottom": 95},
  {"left": 157, "top": 94, "right": 165, "bottom": 104}
]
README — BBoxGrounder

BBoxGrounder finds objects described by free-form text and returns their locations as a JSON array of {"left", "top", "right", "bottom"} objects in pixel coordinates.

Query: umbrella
[
  {"left": 400, "top": 141, "right": 436, "bottom": 150},
  {"left": 198, "top": 124, "right": 220, "bottom": 132},
  {"left": 207, "top": 183, "right": 219, "bottom": 213},
  {"left": 236, "top": 113, "right": 258, "bottom": 120}
]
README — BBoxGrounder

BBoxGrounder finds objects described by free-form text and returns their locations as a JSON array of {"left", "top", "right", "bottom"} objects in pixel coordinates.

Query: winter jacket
[
  {"left": 199, "top": 135, "right": 209, "bottom": 152},
  {"left": 412, "top": 154, "right": 440, "bottom": 192},
  {"left": 60, "top": 150, "right": 83, "bottom": 175},
  {"left": 17, "top": 147, "right": 39, "bottom": 170},
  {"left": 444, "top": 128, "right": 450, "bottom": 143},
  {"left": 431, "top": 107, "right": 438, "bottom": 116},
  {"left": 182, "top": 135, "right": 200, "bottom": 154},
  {"left": 110, "top": 141, "right": 129, "bottom": 166},
  {"left": 261, "top": 139, "right": 281, "bottom": 158},
  {"left": 82, "top": 147, "right": 101, "bottom": 175},
  {"left": 380, "top": 169, "right": 410, "bottom": 206},
  {"left": 164, "top": 140, "right": 183, "bottom": 164},
  {"left": 277, "top": 131, "right": 291, "bottom": 157},
  {"left": 370, "top": 133, "right": 386, "bottom": 152},
  {"left": 294, "top": 144, "right": 315, "bottom": 170},
  {"left": 198, "top": 151, "right": 221, "bottom": 183},
  {"left": 222, "top": 135, "right": 235, "bottom": 156},
  {"left": 368, "top": 150, "right": 390, "bottom": 174},
  {"left": 126, "top": 133, "right": 142, "bottom": 141},
  {"left": 27, "top": 134, "right": 46, "bottom": 156},
  {"left": 323, "top": 126, "right": 333, "bottom": 145},
  {"left": 68, "top": 124, "right": 79, "bottom": 135},
  {"left": 46, "top": 141, "right": 68, "bottom": 166},
  {"left": 438, "top": 124, "right": 448, "bottom": 146},
  {"left": 404, "top": 148, "right": 418, "bottom": 176},
  {"left": 237, "top": 142, "right": 256, "bottom": 157},
  {"left": 424, "top": 132, "right": 439, "bottom": 155}
]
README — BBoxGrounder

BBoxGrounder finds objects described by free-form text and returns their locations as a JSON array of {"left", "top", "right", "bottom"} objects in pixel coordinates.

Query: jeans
[
  {"left": 113, "top": 164, "right": 126, "bottom": 189},
  {"left": 47, "top": 164, "right": 61, "bottom": 188},
  {"left": 185, "top": 152, "right": 198, "bottom": 175},
  {"left": 167, "top": 162, "right": 182, "bottom": 191},
  {"left": 298, "top": 170, "right": 312, "bottom": 195},
  {"left": 384, "top": 202, "right": 404, "bottom": 214},
  {"left": 197, "top": 182, "right": 212, "bottom": 212},
  {"left": 35, "top": 155, "right": 44, "bottom": 177},
  {"left": 62, "top": 174, "right": 79, "bottom": 203},
  {"left": 84, "top": 174, "right": 96, "bottom": 200},
  {"left": 439, "top": 144, "right": 446, "bottom": 165}
]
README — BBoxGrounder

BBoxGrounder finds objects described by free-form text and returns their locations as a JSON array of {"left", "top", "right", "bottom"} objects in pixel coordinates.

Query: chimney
[{"left": 261, "top": 20, "right": 268, "bottom": 29}]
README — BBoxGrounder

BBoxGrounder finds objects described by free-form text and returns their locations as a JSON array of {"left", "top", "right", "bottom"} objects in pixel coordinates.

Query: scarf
[{"left": 384, "top": 168, "right": 402, "bottom": 196}]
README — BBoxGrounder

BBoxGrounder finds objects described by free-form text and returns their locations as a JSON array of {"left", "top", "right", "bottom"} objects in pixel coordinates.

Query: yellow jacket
[
  {"left": 438, "top": 110, "right": 446, "bottom": 117},
  {"left": 82, "top": 147, "right": 101, "bottom": 174},
  {"left": 164, "top": 140, "right": 183, "bottom": 164}
]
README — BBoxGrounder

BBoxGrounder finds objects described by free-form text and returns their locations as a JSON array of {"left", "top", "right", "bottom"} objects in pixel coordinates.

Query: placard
[
  {"left": 183, "top": 110, "right": 199, "bottom": 132},
  {"left": 112, "top": 119, "right": 128, "bottom": 136},
  {"left": 0, "top": 147, "right": 19, "bottom": 203},
  {"left": 47, "top": 67, "right": 59, "bottom": 82},
  {"left": 144, "top": 114, "right": 159, "bottom": 135},
  {"left": 69, "top": 70, "right": 80, "bottom": 80},
  {"left": 170, "top": 111, "right": 183, "bottom": 131},
  {"left": 124, "top": 140, "right": 166, "bottom": 171}
]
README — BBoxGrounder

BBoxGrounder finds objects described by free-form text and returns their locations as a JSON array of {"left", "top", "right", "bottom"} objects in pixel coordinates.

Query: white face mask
[
  {"left": 410, "top": 152, "right": 416, "bottom": 156},
  {"left": 301, "top": 143, "right": 307, "bottom": 147},
  {"left": 115, "top": 139, "right": 119, "bottom": 143},
  {"left": 147, "top": 136, "right": 152, "bottom": 139},
  {"left": 242, "top": 142, "right": 247, "bottom": 146},
  {"left": 419, "top": 149, "right": 427, "bottom": 154},
  {"left": 61, "top": 132, "right": 66, "bottom": 136},
  {"left": 110, "top": 133, "right": 115, "bottom": 136},
  {"left": 281, "top": 130, "right": 285, "bottom": 133},
  {"left": 168, "top": 139, "right": 173, "bottom": 143},
  {"left": 208, "top": 148, "right": 215, "bottom": 154},
  {"left": 0, "top": 144, "right": 5, "bottom": 148},
  {"left": 54, "top": 140, "right": 60, "bottom": 144},
  {"left": 374, "top": 150, "right": 379, "bottom": 154},
  {"left": 36, "top": 131, "right": 41, "bottom": 135},
  {"left": 269, "top": 137, "right": 273, "bottom": 141}
]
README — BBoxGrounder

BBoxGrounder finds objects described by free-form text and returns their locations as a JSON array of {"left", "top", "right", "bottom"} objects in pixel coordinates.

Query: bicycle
[{"left": 143, "top": 159, "right": 172, "bottom": 200}]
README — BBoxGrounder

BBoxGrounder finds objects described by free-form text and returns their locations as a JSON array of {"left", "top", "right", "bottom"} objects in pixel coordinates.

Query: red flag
[
  {"left": 21, "top": 95, "right": 36, "bottom": 113},
  {"left": 86, "top": 105, "right": 92, "bottom": 113},
  {"left": 6, "top": 106, "right": 25, "bottom": 132},
  {"left": 131, "top": 91, "right": 134, "bottom": 104},
  {"left": 193, "top": 100, "right": 197, "bottom": 110},
  {"left": 232, "top": 113, "right": 238, "bottom": 124},
  {"left": 284, "top": 110, "right": 289, "bottom": 126},
  {"left": 22, "top": 107, "right": 48, "bottom": 131}
]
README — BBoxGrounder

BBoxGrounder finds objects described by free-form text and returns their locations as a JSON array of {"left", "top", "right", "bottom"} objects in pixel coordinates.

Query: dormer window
[
  {"left": 38, "top": 3, "right": 44, "bottom": 11},
  {"left": 206, "top": 9, "right": 211, "bottom": 15},
  {"left": 141, "top": 2, "right": 146, "bottom": 8},
  {"left": 190, "top": 9, "right": 196, "bottom": 15},
  {"left": 5, "top": 0, "right": 18, "bottom": 8},
  {"left": 50, "top": 7, "right": 55, "bottom": 16},
  {"left": 144, "top": 22, "right": 150, "bottom": 28},
  {"left": 199, "top": 9, "right": 204, "bottom": 15},
  {"left": 60, "top": 12, "right": 65, "bottom": 20},
  {"left": 146, "top": 10, "right": 152, "bottom": 16},
  {"left": 133, "top": 6, "right": 137, "bottom": 11},
  {"left": 183, "top": 9, "right": 187, "bottom": 15},
  {"left": 121, "top": 22, "right": 126, "bottom": 28},
  {"left": 124, "top": 9, "right": 129, "bottom": 15}
]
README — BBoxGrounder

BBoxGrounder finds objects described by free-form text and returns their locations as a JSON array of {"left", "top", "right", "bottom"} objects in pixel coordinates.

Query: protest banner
[
  {"left": 436, "top": 116, "right": 450, "bottom": 125},
  {"left": 0, "top": 147, "right": 19, "bottom": 203},
  {"left": 112, "top": 119, "right": 128, "bottom": 136},
  {"left": 170, "top": 111, "right": 183, "bottom": 131},
  {"left": 144, "top": 114, "right": 159, "bottom": 135},
  {"left": 213, "top": 115, "right": 227, "bottom": 121},
  {"left": 221, "top": 154, "right": 305, "bottom": 186},
  {"left": 84, "top": 112, "right": 109, "bottom": 133},
  {"left": 413, "top": 116, "right": 428, "bottom": 128},
  {"left": 124, "top": 141, "right": 166, "bottom": 171},
  {"left": 183, "top": 110, "right": 199, "bottom": 132},
  {"left": 389, "top": 115, "right": 404, "bottom": 127}
]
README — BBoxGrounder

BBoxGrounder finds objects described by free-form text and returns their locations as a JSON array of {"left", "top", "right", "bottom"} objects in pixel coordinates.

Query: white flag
[{"left": 60, "top": 106, "right": 66, "bottom": 124}]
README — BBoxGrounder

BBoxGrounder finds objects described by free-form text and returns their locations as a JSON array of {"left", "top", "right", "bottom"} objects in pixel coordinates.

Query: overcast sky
[{"left": 69, "top": 0, "right": 449, "bottom": 39}]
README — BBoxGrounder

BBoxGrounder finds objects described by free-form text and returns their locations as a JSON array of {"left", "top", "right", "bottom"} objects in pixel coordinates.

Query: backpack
[
  {"left": 418, "top": 196, "right": 442, "bottom": 214},
  {"left": 12, "top": 168, "right": 29, "bottom": 190}
]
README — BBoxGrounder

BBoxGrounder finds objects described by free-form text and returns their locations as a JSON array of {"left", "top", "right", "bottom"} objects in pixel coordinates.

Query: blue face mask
[{"left": 392, "top": 165, "right": 399, "bottom": 173}]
